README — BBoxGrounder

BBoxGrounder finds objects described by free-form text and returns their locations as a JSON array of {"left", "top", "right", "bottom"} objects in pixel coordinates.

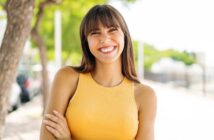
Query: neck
[{"left": 91, "top": 60, "right": 124, "bottom": 87}]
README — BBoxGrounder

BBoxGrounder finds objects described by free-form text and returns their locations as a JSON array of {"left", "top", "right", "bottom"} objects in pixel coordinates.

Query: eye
[
  {"left": 109, "top": 27, "right": 118, "bottom": 32},
  {"left": 90, "top": 31, "right": 100, "bottom": 35}
]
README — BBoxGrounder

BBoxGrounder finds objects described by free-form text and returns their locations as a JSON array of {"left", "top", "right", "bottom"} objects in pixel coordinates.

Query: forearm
[
  {"left": 40, "top": 121, "right": 73, "bottom": 140},
  {"left": 40, "top": 124, "right": 56, "bottom": 140}
]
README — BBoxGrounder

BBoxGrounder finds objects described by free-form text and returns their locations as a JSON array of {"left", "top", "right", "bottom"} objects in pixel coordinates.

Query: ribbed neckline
[{"left": 88, "top": 73, "right": 126, "bottom": 89}]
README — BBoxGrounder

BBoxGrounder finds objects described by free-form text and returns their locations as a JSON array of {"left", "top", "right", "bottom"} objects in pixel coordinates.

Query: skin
[{"left": 40, "top": 23, "right": 157, "bottom": 140}]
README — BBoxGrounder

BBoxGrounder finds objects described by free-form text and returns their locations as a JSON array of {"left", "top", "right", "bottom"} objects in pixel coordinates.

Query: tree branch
[{"left": 32, "top": 0, "right": 62, "bottom": 32}]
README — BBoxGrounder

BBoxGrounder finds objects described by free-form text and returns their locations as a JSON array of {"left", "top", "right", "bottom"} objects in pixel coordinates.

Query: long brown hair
[{"left": 73, "top": 4, "right": 140, "bottom": 83}]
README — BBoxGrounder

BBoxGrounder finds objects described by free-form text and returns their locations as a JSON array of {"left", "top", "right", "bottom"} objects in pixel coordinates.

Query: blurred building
[{"left": 145, "top": 57, "right": 214, "bottom": 94}]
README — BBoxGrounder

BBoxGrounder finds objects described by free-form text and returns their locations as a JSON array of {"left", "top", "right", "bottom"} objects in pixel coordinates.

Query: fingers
[
  {"left": 43, "top": 115, "right": 64, "bottom": 136},
  {"left": 43, "top": 110, "right": 71, "bottom": 139},
  {"left": 45, "top": 125, "right": 61, "bottom": 138},
  {"left": 45, "top": 113, "right": 59, "bottom": 123},
  {"left": 43, "top": 119, "right": 58, "bottom": 129}
]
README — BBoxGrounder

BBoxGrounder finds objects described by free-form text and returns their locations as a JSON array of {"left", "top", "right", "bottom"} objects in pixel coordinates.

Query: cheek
[
  {"left": 117, "top": 32, "right": 125, "bottom": 48},
  {"left": 87, "top": 39, "right": 92, "bottom": 48},
  {"left": 87, "top": 38, "right": 97, "bottom": 49},
  {"left": 87, "top": 40, "right": 97, "bottom": 55},
  {"left": 119, "top": 36, "right": 125, "bottom": 50}
]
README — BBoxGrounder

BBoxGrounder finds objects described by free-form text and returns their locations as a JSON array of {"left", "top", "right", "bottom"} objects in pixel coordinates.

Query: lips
[{"left": 98, "top": 46, "right": 116, "bottom": 54}]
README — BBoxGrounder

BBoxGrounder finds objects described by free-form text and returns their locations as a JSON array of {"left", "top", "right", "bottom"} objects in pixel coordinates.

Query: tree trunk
[
  {"left": 0, "top": 0, "right": 35, "bottom": 138},
  {"left": 31, "top": 0, "right": 62, "bottom": 113},
  {"left": 31, "top": 30, "right": 49, "bottom": 112}
]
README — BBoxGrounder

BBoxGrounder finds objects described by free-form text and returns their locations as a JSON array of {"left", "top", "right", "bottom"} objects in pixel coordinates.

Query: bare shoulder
[
  {"left": 134, "top": 83, "right": 157, "bottom": 109},
  {"left": 51, "top": 66, "right": 79, "bottom": 99},
  {"left": 45, "top": 66, "right": 79, "bottom": 113},
  {"left": 135, "top": 83, "right": 156, "bottom": 99},
  {"left": 55, "top": 66, "right": 79, "bottom": 82}
]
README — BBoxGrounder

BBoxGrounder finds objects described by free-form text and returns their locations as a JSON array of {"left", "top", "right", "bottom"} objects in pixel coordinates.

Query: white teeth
[{"left": 100, "top": 46, "right": 114, "bottom": 53}]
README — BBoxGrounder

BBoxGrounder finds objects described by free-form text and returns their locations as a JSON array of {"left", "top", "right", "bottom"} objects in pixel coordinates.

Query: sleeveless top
[{"left": 65, "top": 73, "right": 139, "bottom": 140}]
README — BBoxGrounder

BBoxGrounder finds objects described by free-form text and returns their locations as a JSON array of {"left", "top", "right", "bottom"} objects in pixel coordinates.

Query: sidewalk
[
  {"left": 2, "top": 81, "right": 214, "bottom": 140},
  {"left": 3, "top": 95, "right": 43, "bottom": 140},
  {"left": 150, "top": 81, "right": 214, "bottom": 140}
]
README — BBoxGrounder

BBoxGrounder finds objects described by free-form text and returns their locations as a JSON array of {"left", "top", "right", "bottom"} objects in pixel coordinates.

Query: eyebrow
[
  {"left": 89, "top": 28, "right": 100, "bottom": 33},
  {"left": 91, "top": 26, "right": 118, "bottom": 31}
]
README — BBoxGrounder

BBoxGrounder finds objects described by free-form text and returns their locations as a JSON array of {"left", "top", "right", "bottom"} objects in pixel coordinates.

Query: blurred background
[{"left": 0, "top": 0, "right": 213, "bottom": 140}]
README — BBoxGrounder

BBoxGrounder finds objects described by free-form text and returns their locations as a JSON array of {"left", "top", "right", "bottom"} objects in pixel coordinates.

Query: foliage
[
  {"left": 1, "top": 0, "right": 138, "bottom": 65},
  {"left": 139, "top": 42, "right": 196, "bottom": 71},
  {"left": 143, "top": 43, "right": 162, "bottom": 71},
  {"left": 32, "top": 0, "right": 107, "bottom": 65},
  {"left": 162, "top": 49, "right": 196, "bottom": 65},
  {"left": 132, "top": 40, "right": 138, "bottom": 67},
  {"left": 31, "top": 0, "right": 138, "bottom": 65},
  {"left": 0, "top": 0, "right": 6, "bottom": 10}
]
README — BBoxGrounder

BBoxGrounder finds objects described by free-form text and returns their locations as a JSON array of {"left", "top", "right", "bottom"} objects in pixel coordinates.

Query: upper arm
[
  {"left": 40, "top": 67, "right": 79, "bottom": 140},
  {"left": 135, "top": 85, "right": 157, "bottom": 140}
]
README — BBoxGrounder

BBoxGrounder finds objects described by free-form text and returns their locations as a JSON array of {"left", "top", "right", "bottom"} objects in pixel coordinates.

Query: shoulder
[
  {"left": 44, "top": 66, "right": 80, "bottom": 115},
  {"left": 135, "top": 83, "right": 156, "bottom": 99},
  {"left": 52, "top": 66, "right": 79, "bottom": 96},
  {"left": 54, "top": 66, "right": 79, "bottom": 84},
  {"left": 134, "top": 83, "right": 157, "bottom": 110},
  {"left": 55, "top": 66, "right": 79, "bottom": 78}
]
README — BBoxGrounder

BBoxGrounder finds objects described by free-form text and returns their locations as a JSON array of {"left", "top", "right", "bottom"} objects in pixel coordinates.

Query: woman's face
[{"left": 87, "top": 22, "right": 125, "bottom": 64}]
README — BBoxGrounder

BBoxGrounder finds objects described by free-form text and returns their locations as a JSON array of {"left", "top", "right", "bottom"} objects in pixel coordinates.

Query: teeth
[{"left": 100, "top": 46, "right": 114, "bottom": 53}]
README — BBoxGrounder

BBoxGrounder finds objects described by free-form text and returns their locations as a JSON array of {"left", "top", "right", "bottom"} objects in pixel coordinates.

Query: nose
[{"left": 100, "top": 32, "right": 111, "bottom": 44}]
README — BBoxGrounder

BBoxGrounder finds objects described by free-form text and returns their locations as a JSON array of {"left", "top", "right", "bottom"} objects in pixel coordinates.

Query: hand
[{"left": 43, "top": 110, "right": 72, "bottom": 140}]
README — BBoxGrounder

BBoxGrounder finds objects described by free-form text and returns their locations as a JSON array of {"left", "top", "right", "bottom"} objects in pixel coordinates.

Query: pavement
[
  {"left": 3, "top": 95, "right": 43, "bottom": 140},
  {"left": 2, "top": 81, "right": 214, "bottom": 140},
  {"left": 151, "top": 81, "right": 214, "bottom": 140}
]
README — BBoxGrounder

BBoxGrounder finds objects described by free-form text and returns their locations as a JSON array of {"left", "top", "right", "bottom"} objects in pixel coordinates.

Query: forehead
[
  {"left": 84, "top": 10, "right": 121, "bottom": 35},
  {"left": 90, "top": 21, "right": 117, "bottom": 30}
]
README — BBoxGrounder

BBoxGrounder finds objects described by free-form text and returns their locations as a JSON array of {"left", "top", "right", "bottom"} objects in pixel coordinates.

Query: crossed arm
[{"left": 40, "top": 67, "right": 78, "bottom": 140}]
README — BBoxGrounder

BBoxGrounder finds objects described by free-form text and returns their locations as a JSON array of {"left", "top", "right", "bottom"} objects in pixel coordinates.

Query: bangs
[{"left": 84, "top": 6, "right": 120, "bottom": 36}]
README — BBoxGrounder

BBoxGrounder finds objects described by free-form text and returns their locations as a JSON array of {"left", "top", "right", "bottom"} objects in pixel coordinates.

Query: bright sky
[{"left": 110, "top": 0, "right": 214, "bottom": 66}]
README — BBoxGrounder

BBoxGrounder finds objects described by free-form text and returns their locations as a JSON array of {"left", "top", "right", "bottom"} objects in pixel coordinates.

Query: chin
[{"left": 97, "top": 57, "right": 121, "bottom": 64}]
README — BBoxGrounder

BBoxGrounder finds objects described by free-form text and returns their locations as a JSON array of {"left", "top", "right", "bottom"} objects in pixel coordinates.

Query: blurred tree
[
  {"left": 144, "top": 43, "right": 162, "bottom": 71},
  {"left": 31, "top": 0, "right": 63, "bottom": 113},
  {"left": 0, "top": 0, "right": 35, "bottom": 137},
  {"left": 34, "top": 0, "right": 137, "bottom": 65},
  {"left": 162, "top": 49, "right": 196, "bottom": 65},
  {"left": 140, "top": 43, "right": 196, "bottom": 71}
]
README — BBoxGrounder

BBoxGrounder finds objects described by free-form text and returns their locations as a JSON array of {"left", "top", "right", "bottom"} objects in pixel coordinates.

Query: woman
[{"left": 40, "top": 4, "right": 156, "bottom": 140}]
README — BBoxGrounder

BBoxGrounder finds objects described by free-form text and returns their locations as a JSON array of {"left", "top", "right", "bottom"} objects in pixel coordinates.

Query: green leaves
[
  {"left": 134, "top": 41, "right": 196, "bottom": 71},
  {"left": 31, "top": 0, "right": 138, "bottom": 64},
  {"left": 163, "top": 49, "right": 196, "bottom": 66},
  {"left": 32, "top": 0, "right": 107, "bottom": 64}
]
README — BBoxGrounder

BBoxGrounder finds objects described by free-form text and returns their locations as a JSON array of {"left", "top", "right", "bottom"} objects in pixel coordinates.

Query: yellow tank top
[{"left": 65, "top": 73, "right": 139, "bottom": 140}]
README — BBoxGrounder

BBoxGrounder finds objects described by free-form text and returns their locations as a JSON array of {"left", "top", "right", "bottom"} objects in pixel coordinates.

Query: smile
[{"left": 99, "top": 46, "right": 116, "bottom": 54}]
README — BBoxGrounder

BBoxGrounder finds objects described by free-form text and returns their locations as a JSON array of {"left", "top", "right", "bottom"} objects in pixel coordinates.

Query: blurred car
[
  {"left": 17, "top": 73, "right": 41, "bottom": 101},
  {"left": 16, "top": 74, "right": 30, "bottom": 103},
  {"left": 8, "top": 82, "right": 21, "bottom": 112}
]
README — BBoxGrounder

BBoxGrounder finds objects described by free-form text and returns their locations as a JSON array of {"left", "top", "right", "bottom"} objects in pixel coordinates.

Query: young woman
[{"left": 40, "top": 4, "right": 157, "bottom": 140}]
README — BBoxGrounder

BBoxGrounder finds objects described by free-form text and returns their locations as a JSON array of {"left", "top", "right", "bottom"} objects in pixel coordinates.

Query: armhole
[
  {"left": 67, "top": 72, "right": 81, "bottom": 106},
  {"left": 132, "top": 82, "right": 139, "bottom": 113},
  {"left": 134, "top": 83, "right": 141, "bottom": 112}
]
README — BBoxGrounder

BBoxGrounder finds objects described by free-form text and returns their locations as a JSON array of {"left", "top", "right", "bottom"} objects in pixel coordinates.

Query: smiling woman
[
  {"left": 87, "top": 24, "right": 124, "bottom": 64},
  {"left": 40, "top": 4, "right": 157, "bottom": 140}
]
